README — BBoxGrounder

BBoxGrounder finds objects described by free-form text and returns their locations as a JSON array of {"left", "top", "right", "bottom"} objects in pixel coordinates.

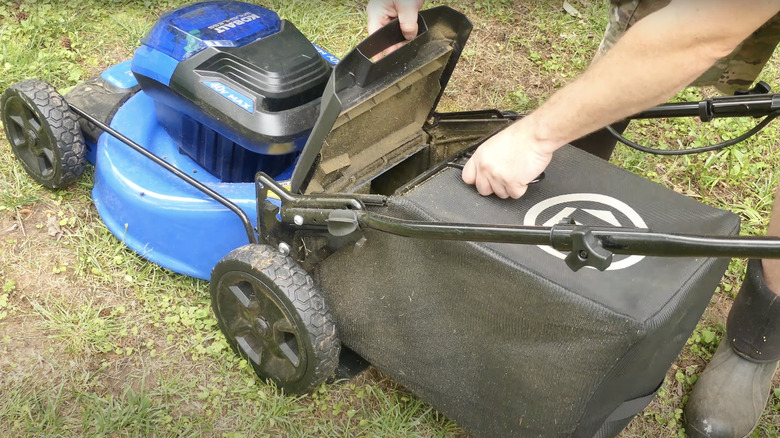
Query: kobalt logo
[
  {"left": 208, "top": 13, "right": 260, "bottom": 34},
  {"left": 523, "top": 193, "right": 648, "bottom": 271},
  {"left": 203, "top": 81, "right": 254, "bottom": 113}
]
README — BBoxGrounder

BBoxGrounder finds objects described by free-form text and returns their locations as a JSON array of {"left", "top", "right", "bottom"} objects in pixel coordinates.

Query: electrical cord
[{"left": 606, "top": 111, "right": 780, "bottom": 155}]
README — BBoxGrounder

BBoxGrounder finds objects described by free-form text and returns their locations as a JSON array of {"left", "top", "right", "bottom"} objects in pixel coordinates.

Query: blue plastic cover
[
  {"left": 100, "top": 60, "right": 139, "bottom": 89},
  {"left": 92, "top": 91, "right": 290, "bottom": 280},
  {"left": 131, "top": 46, "right": 180, "bottom": 86},
  {"left": 141, "top": 1, "right": 282, "bottom": 62}
]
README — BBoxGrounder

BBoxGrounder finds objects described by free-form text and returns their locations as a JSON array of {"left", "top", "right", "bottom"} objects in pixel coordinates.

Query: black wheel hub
[
  {"left": 253, "top": 317, "right": 271, "bottom": 337},
  {"left": 4, "top": 96, "right": 56, "bottom": 179},
  {"left": 216, "top": 271, "right": 306, "bottom": 384}
]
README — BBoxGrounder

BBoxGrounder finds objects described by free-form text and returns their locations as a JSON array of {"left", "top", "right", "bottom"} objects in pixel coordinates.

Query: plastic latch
[
  {"left": 750, "top": 81, "right": 772, "bottom": 94},
  {"left": 735, "top": 80, "right": 772, "bottom": 96},
  {"left": 328, "top": 210, "right": 360, "bottom": 237},
  {"left": 565, "top": 226, "right": 613, "bottom": 272}
]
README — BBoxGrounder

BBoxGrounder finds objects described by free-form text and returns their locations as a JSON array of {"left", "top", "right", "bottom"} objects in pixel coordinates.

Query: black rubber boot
[
  {"left": 684, "top": 259, "right": 780, "bottom": 438},
  {"left": 727, "top": 260, "right": 780, "bottom": 362}
]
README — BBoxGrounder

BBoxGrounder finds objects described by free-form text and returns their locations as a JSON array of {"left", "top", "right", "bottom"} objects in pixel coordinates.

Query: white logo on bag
[{"left": 523, "top": 193, "right": 647, "bottom": 271}]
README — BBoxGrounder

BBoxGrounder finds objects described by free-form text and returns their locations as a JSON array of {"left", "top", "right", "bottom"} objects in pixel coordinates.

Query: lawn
[{"left": 0, "top": 0, "right": 778, "bottom": 437}]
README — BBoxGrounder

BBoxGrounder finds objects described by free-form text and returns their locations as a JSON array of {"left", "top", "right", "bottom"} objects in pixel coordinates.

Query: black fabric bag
[{"left": 315, "top": 145, "right": 739, "bottom": 437}]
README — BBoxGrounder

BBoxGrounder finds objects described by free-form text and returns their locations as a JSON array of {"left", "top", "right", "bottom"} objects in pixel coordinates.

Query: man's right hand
[
  {"left": 367, "top": 0, "right": 425, "bottom": 39},
  {"left": 462, "top": 120, "right": 556, "bottom": 199}
]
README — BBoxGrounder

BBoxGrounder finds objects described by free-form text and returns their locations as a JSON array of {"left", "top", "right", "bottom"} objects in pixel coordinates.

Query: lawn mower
[{"left": 4, "top": 1, "right": 780, "bottom": 437}]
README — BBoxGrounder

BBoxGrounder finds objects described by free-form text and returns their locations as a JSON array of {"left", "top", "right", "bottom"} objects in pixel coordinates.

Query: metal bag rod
[{"left": 359, "top": 212, "right": 780, "bottom": 258}]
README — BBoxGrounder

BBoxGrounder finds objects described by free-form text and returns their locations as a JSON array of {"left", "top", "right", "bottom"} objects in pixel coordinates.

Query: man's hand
[
  {"left": 367, "top": 0, "right": 425, "bottom": 39},
  {"left": 462, "top": 123, "right": 555, "bottom": 199}
]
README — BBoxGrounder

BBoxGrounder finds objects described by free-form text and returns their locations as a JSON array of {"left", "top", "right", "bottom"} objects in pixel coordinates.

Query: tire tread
[
  {"left": 211, "top": 244, "right": 340, "bottom": 393},
  {"left": 2, "top": 79, "right": 86, "bottom": 188}
]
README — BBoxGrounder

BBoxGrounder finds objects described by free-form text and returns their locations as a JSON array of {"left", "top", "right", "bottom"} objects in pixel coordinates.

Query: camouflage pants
[{"left": 599, "top": 0, "right": 780, "bottom": 94}]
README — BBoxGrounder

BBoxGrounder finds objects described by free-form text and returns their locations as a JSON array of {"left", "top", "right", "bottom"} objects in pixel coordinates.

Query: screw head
[
  {"left": 278, "top": 242, "right": 291, "bottom": 255},
  {"left": 294, "top": 215, "right": 304, "bottom": 226},
  {"left": 254, "top": 317, "right": 270, "bottom": 337},
  {"left": 26, "top": 128, "right": 39, "bottom": 147}
]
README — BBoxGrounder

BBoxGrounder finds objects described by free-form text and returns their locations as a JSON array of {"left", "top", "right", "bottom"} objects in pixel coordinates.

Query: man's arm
[{"left": 464, "top": 0, "right": 780, "bottom": 199}]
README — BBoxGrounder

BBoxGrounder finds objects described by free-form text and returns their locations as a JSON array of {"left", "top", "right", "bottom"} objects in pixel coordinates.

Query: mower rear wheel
[
  {"left": 210, "top": 244, "right": 340, "bottom": 393},
  {"left": 1, "top": 79, "right": 86, "bottom": 189}
]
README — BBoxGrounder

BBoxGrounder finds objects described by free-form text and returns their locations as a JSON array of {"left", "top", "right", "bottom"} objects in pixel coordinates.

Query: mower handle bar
[
  {"left": 358, "top": 212, "right": 780, "bottom": 256},
  {"left": 631, "top": 92, "right": 780, "bottom": 122}
]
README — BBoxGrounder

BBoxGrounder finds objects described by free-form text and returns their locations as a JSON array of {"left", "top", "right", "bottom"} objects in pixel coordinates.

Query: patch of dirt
[
  {"left": 0, "top": 198, "right": 203, "bottom": 428},
  {"left": 0, "top": 316, "right": 57, "bottom": 378},
  {"left": 10, "top": 2, "right": 28, "bottom": 24},
  {"left": 2, "top": 200, "right": 142, "bottom": 363},
  {"left": 439, "top": 4, "right": 590, "bottom": 114},
  {"left": 441, "top": 19, "right": 541, "bottom": 112}
]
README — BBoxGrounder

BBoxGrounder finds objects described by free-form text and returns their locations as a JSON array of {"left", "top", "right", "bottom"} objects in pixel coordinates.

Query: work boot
[
  {"left": 684, "top": 259, "right": 780, "bottom": 438},
  {"left": 684, "top": 341, "right": 777, "bottom": 438}
]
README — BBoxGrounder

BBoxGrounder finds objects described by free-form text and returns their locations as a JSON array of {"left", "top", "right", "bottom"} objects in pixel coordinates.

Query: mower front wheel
[
  {"left": 1, "top": 79, "right": 87, "bottom": 189},
  {"left": 210, "top": 244, "right": 340, "bottom": 393}
]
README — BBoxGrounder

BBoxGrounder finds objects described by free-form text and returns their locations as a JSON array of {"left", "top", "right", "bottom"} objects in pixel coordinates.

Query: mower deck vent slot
[{"left": 177, "top": 115, "right": 296, "bottom": 183}]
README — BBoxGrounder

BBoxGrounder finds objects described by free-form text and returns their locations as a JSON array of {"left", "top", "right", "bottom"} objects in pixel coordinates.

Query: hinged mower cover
[{"left": 290, "top": 6, "right": 471, "bottom": 194}]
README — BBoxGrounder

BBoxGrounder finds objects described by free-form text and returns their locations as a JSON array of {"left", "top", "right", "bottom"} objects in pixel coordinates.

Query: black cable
[{"left": 607, "top": 111, "right": 780, "bottom": 155}]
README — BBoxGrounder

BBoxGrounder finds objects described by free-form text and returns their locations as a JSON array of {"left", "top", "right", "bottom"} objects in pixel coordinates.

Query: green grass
[{"left": 1, "top": 0, "right": 779, "bottom": 437}]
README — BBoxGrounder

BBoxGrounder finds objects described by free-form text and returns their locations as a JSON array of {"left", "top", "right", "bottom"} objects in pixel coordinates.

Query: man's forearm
[{"left": 512, "top": 0, "right": 780, "bottom": 152}]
